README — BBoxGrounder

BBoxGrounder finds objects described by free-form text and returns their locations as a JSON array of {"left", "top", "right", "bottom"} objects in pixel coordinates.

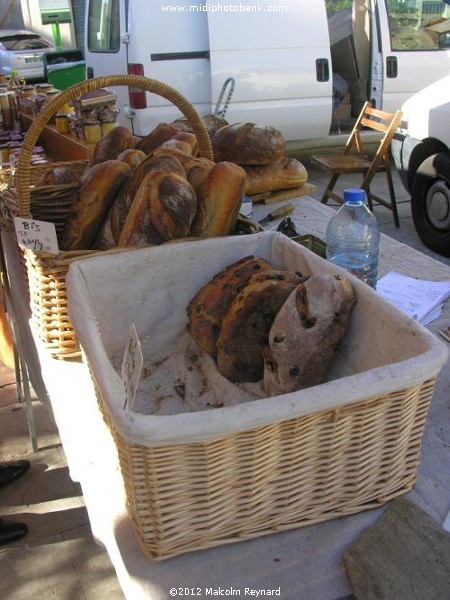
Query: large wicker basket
[
  {"left": 15, "top": 74, "right": 214, "bottom": 359},
  {"left": 66, "top": 232, "right": 449, "bottom": 561}
]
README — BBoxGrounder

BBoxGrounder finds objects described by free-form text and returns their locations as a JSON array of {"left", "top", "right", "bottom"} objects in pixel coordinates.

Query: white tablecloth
[{"left": 4, "top": 197, "right": 450, "bottom": 600}]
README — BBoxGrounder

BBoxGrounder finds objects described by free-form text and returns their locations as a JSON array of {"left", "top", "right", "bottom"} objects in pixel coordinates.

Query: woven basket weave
[
  {"left": 16, "top": 74, "right": 213, "bottom": 359},
  {"left": 93, "top": 373, "right": 436, "bottom": 561}
]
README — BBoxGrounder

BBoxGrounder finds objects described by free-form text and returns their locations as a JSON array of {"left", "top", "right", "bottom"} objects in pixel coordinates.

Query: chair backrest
[{"left": 344, "top": 102, "right": 403, "bottom": 167}]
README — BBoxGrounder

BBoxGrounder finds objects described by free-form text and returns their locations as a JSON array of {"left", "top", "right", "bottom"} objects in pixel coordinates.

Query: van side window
[
  {"left": 386, "top": 0, "right": 450, "bottom": 51},
  {"left": 87, "top": 0, "right": 120, "bottom": 52}
]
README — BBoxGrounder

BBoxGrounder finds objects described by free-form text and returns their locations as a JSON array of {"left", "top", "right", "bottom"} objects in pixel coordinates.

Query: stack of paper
[{"left": 376, "top": 271, "right": 450, "bottom": 325}]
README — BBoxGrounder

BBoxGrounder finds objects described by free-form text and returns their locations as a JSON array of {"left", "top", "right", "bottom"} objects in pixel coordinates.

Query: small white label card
[
  {"left": 14, "top": 217, "right": 59, "bottom": 255},
  {"left": 121, "top": 323, "right": 143, "bottom": 411}
]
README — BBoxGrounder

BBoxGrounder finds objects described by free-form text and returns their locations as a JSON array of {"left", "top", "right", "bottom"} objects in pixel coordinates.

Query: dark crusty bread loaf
[
  {"left": 216, "top": 269, "right": 306, "bottom": 382},
  {"left": 190, "top": 161, "right": 246, "bottom": 237},
  {"left": 263, "top": 274, "right": 356, "bottom": 395},
  {"left": 118, "top": 170, "right": 197, "bottom": 247},
  {"left": 212, "top": 122, "right": 286, "bottom": 165},
  {"left": 187, "top": 256, "right": 273, "bottom": 357},
  {"left": 244, "top": 157, "right": 308, "bottom": 194},
  {"left": 61, "top": 160, "right": 132, "bottom": 251},
  {"left": 137, "top": 122, "right": 179, "bottom": 155},
  {"left": 109, "top": 153, "right": 187, "bottom": 244},
  {"left": 88, "top": 126, "right": 138, "bottom": 166},
  {"left": 149, "top": 171, "right": 197, "bottom": 240}
]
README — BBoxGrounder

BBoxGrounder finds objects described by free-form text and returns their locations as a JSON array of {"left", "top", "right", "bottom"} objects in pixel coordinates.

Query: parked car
[{"left": 0, "top": 29, "right": 54, "bottom": 82}]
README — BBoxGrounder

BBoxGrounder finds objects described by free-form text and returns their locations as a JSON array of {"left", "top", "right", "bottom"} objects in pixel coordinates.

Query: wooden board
[{"left": 249, "top": 182, "right": 317, "bottom": 205}]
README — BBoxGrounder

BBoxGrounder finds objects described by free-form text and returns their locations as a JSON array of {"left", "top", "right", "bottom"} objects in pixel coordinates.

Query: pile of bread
[
  {"left": 39, "top": 116, "right": 308, "bottom": 252},
  {"left": 187, "top": 256, "right": 356, "bottom": 396}
]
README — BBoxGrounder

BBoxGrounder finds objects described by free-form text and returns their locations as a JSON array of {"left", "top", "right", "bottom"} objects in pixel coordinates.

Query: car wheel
[
  {"left": 411, "top": 152, "right": 450, "bottom": 257},
  {"left": 391, "top": 136, "right": 448, "bottom": 193}
]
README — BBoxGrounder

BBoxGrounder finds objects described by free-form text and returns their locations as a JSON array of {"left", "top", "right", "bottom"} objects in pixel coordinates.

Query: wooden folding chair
[{"left": 311, "top": 102, "right": 403, "bottom": 227}]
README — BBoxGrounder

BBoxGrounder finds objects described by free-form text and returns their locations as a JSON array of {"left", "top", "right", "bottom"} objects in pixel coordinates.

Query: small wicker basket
[{"left": 15, "top": 74, "right": 214, "bottom": 359}]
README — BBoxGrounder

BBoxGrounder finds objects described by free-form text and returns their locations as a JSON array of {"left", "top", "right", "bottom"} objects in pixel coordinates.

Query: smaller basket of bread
[
  {"left": 14, "top": 75, "right": 268, "bottom": 358},
  {"left": 66, "top": 230, "right": 448, "bottom": 561}
]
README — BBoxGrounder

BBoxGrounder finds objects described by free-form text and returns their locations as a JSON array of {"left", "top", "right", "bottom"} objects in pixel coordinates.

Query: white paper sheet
[{"left": 376, "top": 271, "right": 450, "bottom": 325}]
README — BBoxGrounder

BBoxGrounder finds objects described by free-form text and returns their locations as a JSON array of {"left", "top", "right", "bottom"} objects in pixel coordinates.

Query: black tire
[
  {"left": 411, "top": 152, "right": 450, "bottom": 257},
  {"left": 391, "top": 135, "right": 448, "bottom": 193}
]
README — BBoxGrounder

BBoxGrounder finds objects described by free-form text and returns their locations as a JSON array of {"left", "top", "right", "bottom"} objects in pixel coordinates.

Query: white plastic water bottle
[{"left": 325, "top": 188, "right": 380, "bottom": 288}]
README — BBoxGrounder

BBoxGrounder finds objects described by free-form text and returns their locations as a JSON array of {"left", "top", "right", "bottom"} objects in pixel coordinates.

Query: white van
[
  {"left": 83, "top": 0, "right": 450, "bottom": 150},
  {"left": 392, "top": 74, "right": 450, "bottom": 256}
]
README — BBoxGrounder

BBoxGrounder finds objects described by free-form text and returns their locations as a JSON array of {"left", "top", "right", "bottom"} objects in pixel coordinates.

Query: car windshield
[{"left": 0, "top": 35, "right": 52, "bottom": 51}]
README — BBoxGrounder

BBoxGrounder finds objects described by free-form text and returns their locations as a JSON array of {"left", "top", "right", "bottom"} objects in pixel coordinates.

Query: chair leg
[
  {"left": 385, "top": 164, "right": 400, "bottom": 228},
  {"left": 321, "top": 174, "right": 340, "bottom": 204},
  {"left": 364, "top": 186, "right": 374, "bottom": 213}
]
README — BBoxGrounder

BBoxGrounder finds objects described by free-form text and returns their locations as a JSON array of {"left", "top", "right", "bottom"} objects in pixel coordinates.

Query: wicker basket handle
[{"left": 17, "top": 74, "right": 214, "bottom": 219}]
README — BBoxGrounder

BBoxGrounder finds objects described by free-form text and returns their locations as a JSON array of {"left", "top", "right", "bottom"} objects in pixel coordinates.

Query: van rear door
[
  {"left": 206, "top": 0, "right": 332, "bottom": 143},
  {"left": 372, "top": 0, "right": 450, "bottom": 113},
  {"left": 85, "top": 0, "right": 129, "bottom": 116},
  {"left": 126, "top": 1, "right": 211, "bottom": 135}
]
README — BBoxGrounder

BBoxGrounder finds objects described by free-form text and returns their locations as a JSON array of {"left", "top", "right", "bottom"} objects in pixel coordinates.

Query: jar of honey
[
  {"left": 84, "top": 120, "right": 102, "bottom": 144},
  {"left": 55, "top": 113, "right": 70, "bottom": 134}
]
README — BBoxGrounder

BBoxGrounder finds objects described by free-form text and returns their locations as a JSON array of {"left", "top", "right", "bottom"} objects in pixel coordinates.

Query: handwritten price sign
[
  {"left": 121, "top": 324, "right": 143, "bottom": 411},
  {"left": 14, "top": 217, "right": 59, "bottom": 255}
]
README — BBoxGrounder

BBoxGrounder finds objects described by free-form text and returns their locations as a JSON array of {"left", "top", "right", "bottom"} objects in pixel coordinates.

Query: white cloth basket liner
[{"left": 66, "top": 231, "right": 448, "bottom": 447}]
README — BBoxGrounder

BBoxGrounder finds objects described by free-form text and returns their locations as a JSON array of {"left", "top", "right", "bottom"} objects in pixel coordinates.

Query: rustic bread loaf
[
  {"left": 118, "top": 170, "right": 197, "bottom": 247},
  {"left": 88, "top": 126, "right": 138, "bottom": 166},
  {"left": 212, "top": 122, "right": 286, "bottom": 165},
  {"left": 153, "top": 146, "right": 214, "bottom": 173},
  {"left": 117, "top": 148, "right": 148, "bottom": 171},
  {"left": 187, "top": 256, "right": 273, "bottom": 357},
  {"left": 263, "top": 274, "right": 356, "bottom": 395},
  {"left": 244, "top": 157, "right": 308, "bottom": 194},
  {"left": 186, "top": 159, "right": 215, "bottom": 189},
  {"left": 159, "top": 138, "right": 195, "bottom": 154},
  {"left": 35, "top": 166, "right": 81, "bottom": 186},
  {"left": 108, "top": 152, "right": 187, "bottom": 244},
  {"left": 61, "top": 160, "right": 132, "bottom": 251},
  {"left": 149, "top": 171, "right": 197, "bottom": 240},
  {"left": 173, "top": 131, "right": 199, "bottom": 155},
  {"left": 117, "top": 173, "right": 159, "bottom": 247},
  {"left": 190, "top": 161, "right": 246, "bottom": 237},
  {"left": 137, "top": 122, "right": 179, "bottom": 155},
  {"left": 216, "top": 269, "right": 306, "bottom": 382},
  {"left": 173, "top": 114, "right": 228, "bottom": 139}
]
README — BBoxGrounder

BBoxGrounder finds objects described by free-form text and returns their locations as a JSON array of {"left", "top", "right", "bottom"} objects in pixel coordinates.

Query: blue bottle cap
[{"left": 343, "top": 188, "right": 365, "bottom": 203}]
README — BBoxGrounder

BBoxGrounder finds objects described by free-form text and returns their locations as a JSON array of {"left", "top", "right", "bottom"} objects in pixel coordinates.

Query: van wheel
[
  {"left": 411, "top": 153, "right": 450, "bottom": 257},
  {"left": 391, "top": 136, "right": 448, "bottom": 193}
]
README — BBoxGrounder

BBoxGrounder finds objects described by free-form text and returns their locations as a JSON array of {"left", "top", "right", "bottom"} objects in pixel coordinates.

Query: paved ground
[{"left": 0, "top": 162, "right": 449, "bottom": 599}]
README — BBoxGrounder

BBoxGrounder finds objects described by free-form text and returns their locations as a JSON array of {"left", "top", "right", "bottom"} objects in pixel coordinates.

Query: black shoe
[
  {"left": 0, "top": 518, "right": 28, "bottom": 545},
  {"left": 0, "top": 460, "right": 31, "bottom": 489}
]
